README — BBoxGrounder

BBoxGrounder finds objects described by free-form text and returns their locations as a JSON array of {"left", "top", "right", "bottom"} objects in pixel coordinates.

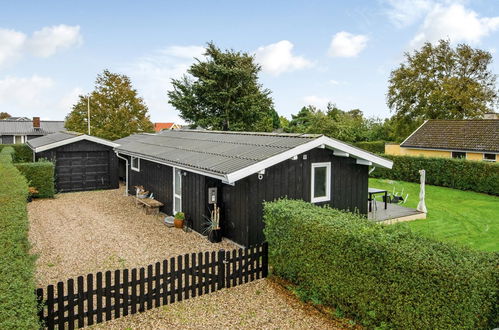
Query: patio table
[{"left": 368, "top": 188, "right": 388, "bottom": 212}]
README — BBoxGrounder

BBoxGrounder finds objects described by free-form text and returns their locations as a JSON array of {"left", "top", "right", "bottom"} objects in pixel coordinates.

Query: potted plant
[
  {"left": 204, "top": 205, "right": 222, "bottom": 243},
  {"left": 134, "top": 185, "right": 149, "bottom": 199},
  {"left": 27, "top": 186, "right": 39, "bottom": 202},
  {"left": 174, "top": 212, "right": 185, "bottom": 228}
]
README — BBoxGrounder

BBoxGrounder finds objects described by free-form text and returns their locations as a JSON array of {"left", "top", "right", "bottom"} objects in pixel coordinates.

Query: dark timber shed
[
  {"left": 28, "top": 132, "right": 119, "bottom": 192},
  {"left": 115, "top": 130, "right": 393, "bottom": 247}
]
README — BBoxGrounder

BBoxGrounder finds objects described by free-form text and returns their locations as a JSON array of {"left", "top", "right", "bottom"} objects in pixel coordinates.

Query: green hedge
[
  {"left": 371, "top": 154, "right": 499, "bottom": 195},
  {"left": 0, "top": 147, "right": 39, "bottom": 329},
  {"left": 264, "top": 199, "right": 498, "bottom": 329},
  {"left": 0, "top": 144, "right": 33, "bottom": 163},
  {"left": 15, "top": 161, "right": 55, "bottom": 198},
  {"left": 353, "top": 140, "right": 386, "bottom": 154}
]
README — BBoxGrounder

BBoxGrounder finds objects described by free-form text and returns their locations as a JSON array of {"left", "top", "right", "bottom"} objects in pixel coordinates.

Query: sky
[{"left": 1, "top": 0, "right": 499, "bottom": 123}]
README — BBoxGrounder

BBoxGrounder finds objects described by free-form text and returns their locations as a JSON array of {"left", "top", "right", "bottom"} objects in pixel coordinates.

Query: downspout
[
  {"left": 115, "top": 152, "right": 129, "bottom": 196},
  {"left": 369, "top": 166, "right": 376, "bottom": 175}
]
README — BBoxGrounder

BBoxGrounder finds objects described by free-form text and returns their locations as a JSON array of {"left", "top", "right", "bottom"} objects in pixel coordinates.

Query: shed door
[{"left": 56, "top": 151, "right": 111, "bottom": 192}]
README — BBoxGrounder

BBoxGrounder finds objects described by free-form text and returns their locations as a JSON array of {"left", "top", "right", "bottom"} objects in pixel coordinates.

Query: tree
[
  {"left": 65, "top": 70, "right": 154, "bottom": 140},
  {"left": 168, "top": 42, "right": 279, "bottom": 132},
  {"left": 0, "top": 112, "right": 11, "bottom": 119},
  {"left": 387, "top": 39, "right": 498, "bottom": 138}
]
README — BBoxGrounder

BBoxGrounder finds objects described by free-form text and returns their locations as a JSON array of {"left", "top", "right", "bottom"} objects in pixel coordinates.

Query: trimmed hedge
[
  {"left": 264, "top": 199, "right": 498, "bottom": 329},
  {"left": 0, "top": 144, "right": 33, "bottom": 163},
  {"left": 15, "top": 161, "right": 55, "bottom": 198},
  {"left": 0, "top": 147, "right": 39, "bottom": 329},
  {"left": 371, "top": 154, "right": 499, "bottom": 195},
  {"left": 353, "top": 140, "right": 386, "bottom": 154}
]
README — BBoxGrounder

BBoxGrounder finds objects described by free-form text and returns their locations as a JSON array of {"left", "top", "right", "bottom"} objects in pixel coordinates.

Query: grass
[{"left": 369, "top": 178, "right": 499, "bottom": 252}]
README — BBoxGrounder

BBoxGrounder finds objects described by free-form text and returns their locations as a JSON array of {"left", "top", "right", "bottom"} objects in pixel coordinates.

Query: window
[
  {"left": 173, "top": 168, "right": 182, "bottom": 213},
  {"left": 483, "top": 153, "right": 496, "bottom": 162},
  {"left": 452, "top": 151, "right": 466, "bottom": 159},
  {"left": 131, "top": 157, "right": 140, "bottom": 171},
  {"left": 14, "top": 135, "right": 26, "bottom": 144},
  {"left": 311, "top": 162, "right": 331, "bottom": 203}
]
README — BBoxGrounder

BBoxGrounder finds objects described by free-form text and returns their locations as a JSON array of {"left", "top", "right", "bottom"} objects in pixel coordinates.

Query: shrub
[
  {"left": 264, "top": 199, "right": 498, "bottom": 329},
  {"left": 353, "top": 140, "right": 386, "bottom": 154},
  {"left": 0, "top": 144, "right": 33, "bottom": 162},
  {"left": 15, "top": 161, "right": 55, "bottom": 198},
  {"left": 371, "top": 154, "right": 499, "bottom": 195},
  {"left": 0, "top": 147, "right": 39, "bottom": 329}
]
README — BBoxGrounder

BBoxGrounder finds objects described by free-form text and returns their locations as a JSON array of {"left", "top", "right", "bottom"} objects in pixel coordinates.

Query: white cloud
[
  {"left": 28, "top": 25, "right": 82, "bottom": 57},
  {"left": 0, "top": 75, "right": 54, "bottom": 109},
  {"left": 384, "top": 0, "right": 433, "bottom": 27},
  {"left": 255, "top": 40, "right": 313, "bottom": 75},
  {"left": 122, "top": 46, "right": 205, "bottom": 122},
  {"left": 303, "top": 95, "right": 331, "bottom": 109},
  {"left": 161, "top": 45, "right": 205, "bottom": 59},
  {"left": 0, "top": 24, "right": 82, "bottom": 69},
  {"left": 0, "top": 28, "right": 27, "bottom": 67},
  {"left": 328, "top": 32, "right": 368, "bottom": 57},
  {"left": 58, "top": 87, "right": 84, "bottom": 112},
  {"left": 410, "top": 3, "right": 499, "bottom": 48}
]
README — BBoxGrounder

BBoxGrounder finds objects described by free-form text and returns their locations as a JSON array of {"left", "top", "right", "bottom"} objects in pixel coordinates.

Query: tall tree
[
  {"left": 65, "top": 70, "right": 154, "bottom": 140},
  {"left": 0, "top": 112, "right": 11, "bottom": 119},
  {"left": 168, "top": 42, "right": 279, "bottom": 132},
  {"left": 387, "top": 39, "right": 498, "bottom": 138}
]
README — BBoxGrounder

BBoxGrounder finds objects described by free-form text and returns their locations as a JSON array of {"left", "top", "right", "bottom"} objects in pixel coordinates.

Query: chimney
[{"left": 33, "top": 117, "right": 40, "bottom": 129}]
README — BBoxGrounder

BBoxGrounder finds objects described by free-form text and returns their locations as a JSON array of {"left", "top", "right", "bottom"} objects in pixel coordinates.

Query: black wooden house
[
  {"left": 28, "top": 132, "right": 119, "bottom": 192},
  {"left": 115, "top": 130, "right": 392, "bottom": 247}
]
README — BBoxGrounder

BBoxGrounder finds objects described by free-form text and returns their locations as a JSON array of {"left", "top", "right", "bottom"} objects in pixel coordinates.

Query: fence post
[
  {"left": 217, "top": 249, "right": 225, "bottom": 290},
  {"left": 262, "top": 242, "right": 269, "bottom": 278}
]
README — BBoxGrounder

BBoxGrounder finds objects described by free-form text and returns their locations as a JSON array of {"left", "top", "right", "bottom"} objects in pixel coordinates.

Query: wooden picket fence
[{"left": 36, "top": 242, "right": 268, "bottom": 329}]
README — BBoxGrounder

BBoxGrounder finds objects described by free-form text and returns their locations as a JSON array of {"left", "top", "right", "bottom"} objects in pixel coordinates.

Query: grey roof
[
  {"left": 0, "top": 120, "right": 65, "bottom": 135},
  {"left": 27, "top": 131, "right": 81, "bottom": 149},
  {"left": 114, "top": 130, "right": 320, "bottom": 175}
]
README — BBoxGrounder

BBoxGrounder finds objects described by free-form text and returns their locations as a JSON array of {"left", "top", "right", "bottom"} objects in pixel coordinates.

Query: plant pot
[
  {"left": 137, "top": 193, "right": 148, "bottom": 199},
  {"left": 174, "top": 218, "right": 184, "bottom": 228},
  {"left": 208, "top": 229, "right": 222, "bottom": 243}
]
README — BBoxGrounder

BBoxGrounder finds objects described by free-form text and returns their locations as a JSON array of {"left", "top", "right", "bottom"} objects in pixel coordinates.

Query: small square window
[
  {"left": 483, "top": 153, "right": 496, "bottom": 162},
  {"left": 311, "top": 162, "right": 331, "bottom": 203},
  {"left": 131, "top": 157, "right": 140, "bottom": 171},
  {"left": 14, "top": 135, "right": 26, "bottom": 144},
  {"left": 452, "top": 151, "right": 466, "bottom": 159}
]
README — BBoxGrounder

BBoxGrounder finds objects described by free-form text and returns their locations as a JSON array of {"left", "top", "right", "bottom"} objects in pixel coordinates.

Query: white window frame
[
  {"left": 483, "top": 153, "right": 496, "bottom": 162},
  {"left": 311, "top": 162, "right": 331, "bottom": 203},
  {"left": 131, "top": 157, "right": 140, "bottom": 172},
  {"left": 14, "top": 135, "right": 27, "bottom": 144},
  {"left": 173, "top": 168, "right": 182, "bottom": 213}
]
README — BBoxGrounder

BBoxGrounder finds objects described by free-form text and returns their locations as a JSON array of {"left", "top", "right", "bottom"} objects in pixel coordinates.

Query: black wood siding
[
  {"left": 36, "top": 140, "right": 119, "bottom": 192},
  {"left": 222, "top": 148, "right": 368, "bottom": 246}
]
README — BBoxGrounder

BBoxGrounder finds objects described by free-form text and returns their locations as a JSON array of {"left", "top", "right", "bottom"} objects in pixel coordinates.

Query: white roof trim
[
  {"left": 400, "top": 120, "right": 428, "bottom": 146},
  {"left": 224, "top": 135, "right": 393, "bottom": 184},
  {"left": 32, "top": 135, "right": 119, "bottom": 153}
]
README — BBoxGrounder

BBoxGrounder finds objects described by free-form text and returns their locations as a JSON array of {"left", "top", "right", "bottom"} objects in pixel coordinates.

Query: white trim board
[{"left": 31, "top": 134, "right": 119, "bottom": 153}]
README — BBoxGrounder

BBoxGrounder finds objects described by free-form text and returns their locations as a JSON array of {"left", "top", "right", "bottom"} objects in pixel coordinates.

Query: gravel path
[
  {"left": 28, "top": 187, "right": 235, "bottom": 287},
  {"left": 29, "top": 187, "right": 351, "bottom": 329},
  {"left": 92, "top": 278, "right": 351, "bottom": 329}
]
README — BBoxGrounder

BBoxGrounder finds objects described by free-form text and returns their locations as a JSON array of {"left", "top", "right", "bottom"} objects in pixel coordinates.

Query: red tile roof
[{"left": 154, "top": 122, "right": 175, "bottom": 132}]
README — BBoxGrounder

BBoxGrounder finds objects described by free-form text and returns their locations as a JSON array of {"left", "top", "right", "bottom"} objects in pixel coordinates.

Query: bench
[{"left": 135, "top": 197, "right": 164, "bottom": 215}]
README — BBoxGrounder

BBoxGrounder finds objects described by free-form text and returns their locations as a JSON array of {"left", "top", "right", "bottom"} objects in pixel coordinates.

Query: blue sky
[{"left": 1, "top": 0, "right": 499, "bottom": 122}]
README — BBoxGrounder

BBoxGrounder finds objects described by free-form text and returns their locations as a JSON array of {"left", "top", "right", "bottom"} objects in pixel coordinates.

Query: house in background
[
  {"left": 386, "top": 120, "right": 498, "bottom": 162},
  {"left": 154, "top": 122, "right": 181, "bottom": 132},
  {"left": 115, "top": 130, "right": 392, "bottom": 246},
  {"left": 0, "top": 117, "right": 65, "bottom": 144}
]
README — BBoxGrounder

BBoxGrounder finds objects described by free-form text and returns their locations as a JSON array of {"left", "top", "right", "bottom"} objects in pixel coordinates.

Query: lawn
[{"left": 369, "top": 178, "right": 499, "bottom": 252}]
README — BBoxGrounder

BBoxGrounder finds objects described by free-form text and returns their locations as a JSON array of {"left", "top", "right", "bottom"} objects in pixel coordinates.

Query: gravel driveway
[
  {"left": 28, "top": 187, "right": 235, "bottom": 287},
  {"left": 29, "top": 187, "right": 349, "bottom": 329}
]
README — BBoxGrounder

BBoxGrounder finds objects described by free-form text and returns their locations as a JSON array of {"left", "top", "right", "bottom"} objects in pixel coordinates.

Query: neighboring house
[
  {"left": 115, "top": 130, "right": 392, "bottom": 246},
  {"left": 0, "top": 117, "right": 65, "bottom": 144},
  {"left": 27, "top": 132, "right": 119, "bottom": 192},
  {"left": 154, "top": 122, "right": 181, "bottom": 132},
  {"left": 386, "top": 119, "right": 498, "bottom": 162}
]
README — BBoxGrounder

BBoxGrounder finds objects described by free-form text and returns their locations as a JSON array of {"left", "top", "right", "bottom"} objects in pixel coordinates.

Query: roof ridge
[{"left": 172, "top": 129, "right": 321, "bottom": 138}]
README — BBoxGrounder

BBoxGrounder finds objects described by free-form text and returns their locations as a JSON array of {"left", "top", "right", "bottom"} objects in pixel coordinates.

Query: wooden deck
[{"left": 368, "top": 201, "right": 426, "bottom": 224}]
